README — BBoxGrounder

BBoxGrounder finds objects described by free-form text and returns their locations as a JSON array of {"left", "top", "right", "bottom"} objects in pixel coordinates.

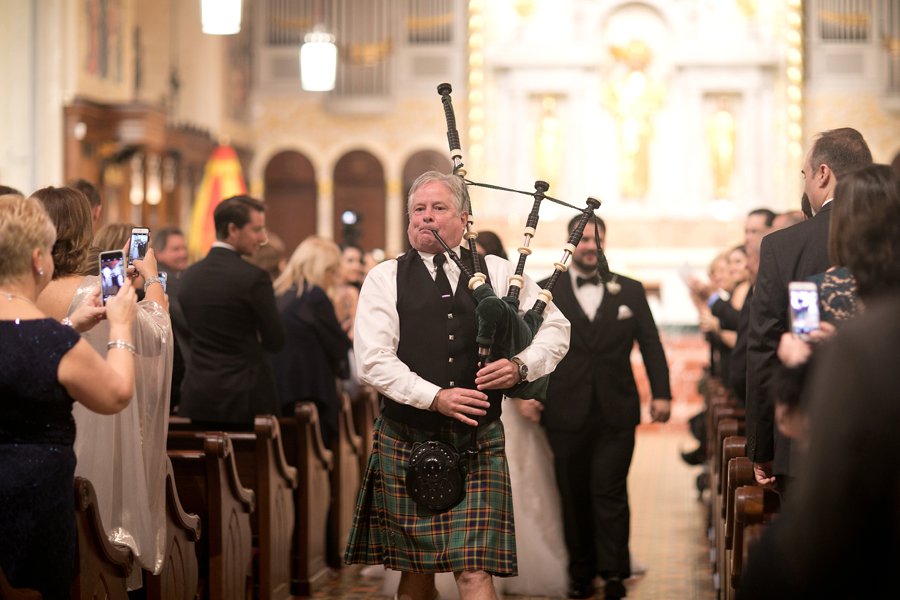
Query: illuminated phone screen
[
  {"left": 789, "top": 287, "right": 820, "bottom": 335},
  {"left": 100, "top": 253, "right": 125, "bottom": 305}
]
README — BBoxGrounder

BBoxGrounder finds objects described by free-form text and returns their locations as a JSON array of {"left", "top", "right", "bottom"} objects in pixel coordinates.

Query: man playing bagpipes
[{"left": 344, "top": 170, "right": 571, "bottom": 600}]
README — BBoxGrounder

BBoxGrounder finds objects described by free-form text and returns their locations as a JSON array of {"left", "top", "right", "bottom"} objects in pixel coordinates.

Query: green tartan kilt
[{"left": 344, "top": 415, "right": 517, "bottom": 576}]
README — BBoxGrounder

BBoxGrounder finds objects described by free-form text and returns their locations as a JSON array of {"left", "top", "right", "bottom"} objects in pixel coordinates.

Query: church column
[
  {"left": 317, "top": 178, "right": 334, "bottom": 239},
  {"left": 386, "top": 176, "right": 403, "bottom": 256}
]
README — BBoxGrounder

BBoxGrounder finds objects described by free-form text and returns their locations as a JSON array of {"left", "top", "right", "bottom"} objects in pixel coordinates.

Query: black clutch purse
[{"left": 405, "top": 440, "right": 468, "bottom": 512}]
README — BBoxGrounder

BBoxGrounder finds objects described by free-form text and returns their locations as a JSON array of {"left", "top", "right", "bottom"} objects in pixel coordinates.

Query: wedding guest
[
  {"left": 32, "top": 186, "right": 172, "bottom": 588},
  {"left": 271, "top": 236, "right": 351, "bottom": 448},
  {"left": 475, "top": 230, "right": 508, "bottom": 260},
  {"left": 0, "top": 194, "right": 136, "bottom": 598}
]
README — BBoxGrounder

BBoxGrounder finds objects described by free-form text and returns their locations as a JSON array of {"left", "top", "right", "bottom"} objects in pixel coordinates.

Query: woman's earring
[{"left": 37, "top": 268, "right": 44, "bottom": 277}]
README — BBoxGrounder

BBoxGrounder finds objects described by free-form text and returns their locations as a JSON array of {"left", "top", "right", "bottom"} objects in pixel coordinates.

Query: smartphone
[
  {"left": 788, "top": 281, "right": 820, "bottom": 339},
  {"left": 99, "top": 250, "right": 126, "bottom": 306},
  {"left": 128, "top": 227, "right": 150, "bottom": 265}
]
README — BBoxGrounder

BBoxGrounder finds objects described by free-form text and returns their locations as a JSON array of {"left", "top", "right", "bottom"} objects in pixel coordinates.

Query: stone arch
[
  {"left": 263, "top": 150, "right": 317, "bottom": 254},
  {"left": 333, "top": 150, "right": 387, "bottom": 251}
]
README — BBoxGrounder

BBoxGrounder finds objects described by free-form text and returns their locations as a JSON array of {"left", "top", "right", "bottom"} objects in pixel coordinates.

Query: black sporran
[{"left": 405, "top": 440, "right": 467, "bottom": 512}]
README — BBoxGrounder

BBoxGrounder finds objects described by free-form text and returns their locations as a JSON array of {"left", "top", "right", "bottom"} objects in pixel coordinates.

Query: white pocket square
[{"left": 617, "top": 305, "right": 634, "bottom": 320}]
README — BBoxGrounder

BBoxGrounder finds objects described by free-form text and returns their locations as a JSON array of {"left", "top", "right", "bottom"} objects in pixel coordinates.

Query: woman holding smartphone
[
  {"left": 0, "top": 194, "right": 137, "bottom": 597},
  {"left": 31, "top": 187, "right": 173, "bottom": 588}
]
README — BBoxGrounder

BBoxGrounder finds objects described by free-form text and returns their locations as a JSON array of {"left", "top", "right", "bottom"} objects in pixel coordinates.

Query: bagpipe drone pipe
[{"left": 433, "top": 83, "right": 611, "bottom": 402}]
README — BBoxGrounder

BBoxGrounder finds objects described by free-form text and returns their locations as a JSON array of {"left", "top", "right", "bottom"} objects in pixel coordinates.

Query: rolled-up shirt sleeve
[{"left": 354, "top": 260, "right": 440, "bottom": 410}]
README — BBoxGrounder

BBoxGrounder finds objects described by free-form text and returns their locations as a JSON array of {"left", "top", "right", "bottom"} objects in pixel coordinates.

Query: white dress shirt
[
  {"left": 354, "top": 248, "right": 571, "bottom": 410},
  {"left": 570, "top": 268, "right": 605, "bottom": 321}
]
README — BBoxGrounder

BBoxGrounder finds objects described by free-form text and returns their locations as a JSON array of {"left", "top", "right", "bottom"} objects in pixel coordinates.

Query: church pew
[
  {"left": 327, "top": 390, "right": 363, "bottom": 568},
  {"left": 710, "top": 417, "right": 743, "bottom": 592},
  {"left": 723, "top": 456, "right": 755, "bottom": 600},
  {"left": 720, "top": 436, "right": 748, "bottom": 513},
  {"left": 71, "top": 476, "right": 133, "bottom": 600},
  {"left": 168, "top": 417, "right": 298, "bottom": 600},
  {"left": 168, "top": 434, "right": 255, "bottom": 600},
  {"left": 145, "top": 456, "right": 202, "bottom": 600},
  {"left": 0, "top": 568, "right": 40, "bottom": 600},
  {"left": 279, "top": 402, "right": 334, "bottom": 596},
  {"left": 730, "top": 486, "right": 780, "bottom": 591}
]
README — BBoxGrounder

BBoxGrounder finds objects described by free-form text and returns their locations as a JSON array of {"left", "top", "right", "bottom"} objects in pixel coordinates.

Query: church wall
[{"left": 805, "top": 92, "right": 900, "bottom": 163}]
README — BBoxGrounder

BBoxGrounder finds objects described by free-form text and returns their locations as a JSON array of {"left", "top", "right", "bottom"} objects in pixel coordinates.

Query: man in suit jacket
[
  {"left": 539, "top": 216, "right": 671, "bottom": 599},
  {"left": 153, "top": 226, "right": 190, "bottom": 411},
  {"left": 746, "top": 128, "right": 871, "bottom": 491},
  {"left": 178, "top": 196, "right": 285, "bottom": 427}
]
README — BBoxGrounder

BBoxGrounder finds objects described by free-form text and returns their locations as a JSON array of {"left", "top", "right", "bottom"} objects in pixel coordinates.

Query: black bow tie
[{"left": 576, "top": 274, "right": 601, "bottom": 288}]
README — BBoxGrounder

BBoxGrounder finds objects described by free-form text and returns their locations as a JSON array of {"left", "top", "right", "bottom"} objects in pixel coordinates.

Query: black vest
[{"left": 380, "top": 249, "right": 503, "bottom": 430}]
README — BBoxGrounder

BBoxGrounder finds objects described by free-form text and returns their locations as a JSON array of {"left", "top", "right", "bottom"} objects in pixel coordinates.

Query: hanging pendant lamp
[{"left": 201, "top": 0, "right": 242, "bottom": 36}]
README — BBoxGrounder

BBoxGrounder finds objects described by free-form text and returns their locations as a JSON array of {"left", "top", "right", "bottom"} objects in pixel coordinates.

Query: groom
[{"left": 538, "top": 216, "right": 671, "bottom": 599}]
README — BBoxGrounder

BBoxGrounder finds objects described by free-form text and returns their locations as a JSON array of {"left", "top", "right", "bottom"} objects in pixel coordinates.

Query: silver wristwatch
[{"left": 510, "top": 357, "right": 528, "bottom": 383}]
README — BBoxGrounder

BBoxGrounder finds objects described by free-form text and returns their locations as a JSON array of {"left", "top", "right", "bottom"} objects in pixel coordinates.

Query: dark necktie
[
  {"left": 433, "top": 254, "right": 453, "bottom": 300},
  {"left": 576, "top": 274, "right": 601, "bottom": 288}
]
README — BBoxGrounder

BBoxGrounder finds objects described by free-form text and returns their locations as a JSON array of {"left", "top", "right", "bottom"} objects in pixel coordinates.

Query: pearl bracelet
[{"left": 107, "top": 340, "right": 136, "bottom": 355}]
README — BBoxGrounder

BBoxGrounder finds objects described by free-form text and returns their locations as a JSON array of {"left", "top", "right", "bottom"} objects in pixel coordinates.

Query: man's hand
[
  {"left": 431, "top": 388, "right": 490, "bottom": 427},
  {"left": 475, "top": 359, "right": 520, "bottom": 391},
  {"left": 516, "top": 399, "right": 543, "bottom": 424},
  {"left": 753, "top": 461, "right": 777, "bottom": 487},
  {"left": 649, "top": 399, "right": 671, "bottom": 423}
]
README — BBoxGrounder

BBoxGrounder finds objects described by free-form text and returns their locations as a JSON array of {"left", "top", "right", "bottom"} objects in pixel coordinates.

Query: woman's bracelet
[
  {"left": 143, "top": 275, "right": 164, "bottom": 291},
  {"left": 61, "top": 317, "right": 73, "bottom": 328},
  {"left": 107, "top": 339, "right": 136, "bottom": 355}
]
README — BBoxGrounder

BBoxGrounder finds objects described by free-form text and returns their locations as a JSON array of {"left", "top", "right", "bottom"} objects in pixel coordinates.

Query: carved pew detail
[
  {"left": 145, "top": 456, "right": 202, "bottom": 600},
  {"left": 731, "top": 486, "right": 780, "bottom": 590},
  {"left": 71, "top": 477, "right": 133, "bottom": 600},
  {"left": 328, "top": 390, "right": 363, "bottom": 568},
  {"left": 280, "top": 402, "right": 334, "bottom": 596},
  {"left": 168, "top": 434, "right": 255, "bottom": 600}
]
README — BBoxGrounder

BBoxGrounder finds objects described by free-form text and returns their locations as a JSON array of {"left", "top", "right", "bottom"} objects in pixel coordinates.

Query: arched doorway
[
  {"left": 400, "top": 150, "right": 452, "bottom": 250},
  {"left": 333, "top": 150, "right": 386, "bottom": 251},
  {"left": 263, "top": 151, "right": 317, "bottom": 254}
]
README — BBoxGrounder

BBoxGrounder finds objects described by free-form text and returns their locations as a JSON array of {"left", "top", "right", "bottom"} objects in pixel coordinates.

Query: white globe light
[
  {"left": 201, "top": 0, "right": 242, "bottom": 36},
  {"left": 300, "top": 31, "right": 337, "bottom": 92}
]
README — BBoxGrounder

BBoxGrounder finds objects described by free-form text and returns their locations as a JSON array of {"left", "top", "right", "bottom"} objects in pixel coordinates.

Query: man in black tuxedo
[
  {"left": 153, "top": 226, "right": 190, "bottom": 411},
  {"left": 745, "top": 128, "right": 871, "bottom": 492},
  {"left": 540, "top": 216, "right": 671, "bottom": 599},
  {"left": 178, "top": 196, "right": 285, "bottom": 427}
]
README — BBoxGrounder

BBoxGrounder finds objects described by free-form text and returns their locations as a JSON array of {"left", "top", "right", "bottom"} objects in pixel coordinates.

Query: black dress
[
  {"left": 0, "top": 318, "right": 81, "bottom": 598},
  {"left": 272, "top": 283, "right": 351, "bottom": 448}
]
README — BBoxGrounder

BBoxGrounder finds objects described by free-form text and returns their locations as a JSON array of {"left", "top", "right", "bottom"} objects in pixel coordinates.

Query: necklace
[{"left": 0, "top": 289, "right": 37, "bottom": 308}]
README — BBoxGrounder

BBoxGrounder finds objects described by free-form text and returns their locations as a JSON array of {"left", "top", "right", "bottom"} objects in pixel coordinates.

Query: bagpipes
[{"left": 432, "top": 83, "right": 611, "bottom": 401}]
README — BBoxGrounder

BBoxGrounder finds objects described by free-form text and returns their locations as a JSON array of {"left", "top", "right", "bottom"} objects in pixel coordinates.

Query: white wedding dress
[{"left": 382, "top": 398, "right": 569, "bottom": 598}]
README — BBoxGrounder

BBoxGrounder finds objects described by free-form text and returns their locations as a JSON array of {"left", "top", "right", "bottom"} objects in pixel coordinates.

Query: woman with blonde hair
[
  {"left": 0, "top": 194, "right": 136, "bottom": 597},
  {"left": 31, "top": 187, "right": 173, "bottom": 588},
  {"left": 272, "top": 236, "right": 351, "bottom": 448}
]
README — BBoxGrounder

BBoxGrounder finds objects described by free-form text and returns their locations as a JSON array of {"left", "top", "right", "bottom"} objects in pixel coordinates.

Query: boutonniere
[{"left": 605, "top": 275, "right": 621, "bottom": 295}]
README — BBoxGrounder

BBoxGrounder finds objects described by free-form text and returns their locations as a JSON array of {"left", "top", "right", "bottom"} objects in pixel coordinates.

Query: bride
[
  {"left": 382, "top": 397, "right": 569, "bottom": 598},
  {"left": 496, "top": 397, "right": 569, "bottom": 597}
]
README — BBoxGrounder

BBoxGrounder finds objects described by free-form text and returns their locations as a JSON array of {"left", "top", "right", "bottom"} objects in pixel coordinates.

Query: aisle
[{"left": 313, "top": 424, "right": 715, "bottom": 599}]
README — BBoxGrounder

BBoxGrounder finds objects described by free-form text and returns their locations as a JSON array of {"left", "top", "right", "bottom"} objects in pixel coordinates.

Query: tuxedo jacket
[
  {"left": 746, "top": 204, "right": 831, "bottom": 470},
  {"left": 541, "top": 272, "right": 671, "bottom": 432},
  {"left": 178, "top": 247, "right": 285, "bottom": 424}
]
